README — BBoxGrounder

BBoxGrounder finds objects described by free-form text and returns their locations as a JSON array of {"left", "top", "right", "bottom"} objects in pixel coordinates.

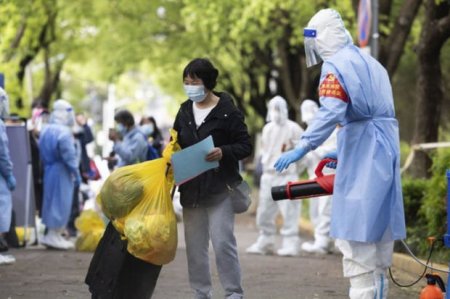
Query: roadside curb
[{"left": 392, "top": 252, "right": 448, "bottom": 281}]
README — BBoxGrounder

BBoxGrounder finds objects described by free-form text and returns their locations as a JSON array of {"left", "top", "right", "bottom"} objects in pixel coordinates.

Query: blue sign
[{"left": 358, "top": 0, "right": 371, "bottom": 47}]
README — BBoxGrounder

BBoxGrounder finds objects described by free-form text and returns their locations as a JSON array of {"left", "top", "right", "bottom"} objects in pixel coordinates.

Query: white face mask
[
  {"left": 116, "top": 123, "right": 127, "bottom": 136},
  {"left": 141, "top": 123, "right": 154, "bottom": 136},
  {"left": 184, "top": 85, "right": 206, "bottom": 103}
]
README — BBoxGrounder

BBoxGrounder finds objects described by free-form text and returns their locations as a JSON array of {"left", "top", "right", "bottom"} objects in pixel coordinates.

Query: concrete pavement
[{"left": 0, "top": 212, "right": 421, "bottom": 299}]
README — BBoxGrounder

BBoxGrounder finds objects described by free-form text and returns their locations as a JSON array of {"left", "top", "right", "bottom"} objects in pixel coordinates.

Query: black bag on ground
[
  {"left": 85, "top": 222, "right": 162, "bottom": 299},
  {"left": 5, "top": 210, "right": 20, "bottom": 248}
]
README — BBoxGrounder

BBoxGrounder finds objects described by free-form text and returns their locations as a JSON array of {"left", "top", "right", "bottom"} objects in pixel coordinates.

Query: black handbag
[{"left": 227, "top": 180, "right": 252, "bottom": 214}]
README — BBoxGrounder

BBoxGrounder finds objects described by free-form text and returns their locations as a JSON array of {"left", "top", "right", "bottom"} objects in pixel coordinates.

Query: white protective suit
[
  {"left": 246, "top": 96, "right": 304, "bottom": 256},
  {"left": 299, "top": 99, "right": 337, "bottom": 254},
  {"left": 300, "top": 9, "right": 405, "bottom": 299}
]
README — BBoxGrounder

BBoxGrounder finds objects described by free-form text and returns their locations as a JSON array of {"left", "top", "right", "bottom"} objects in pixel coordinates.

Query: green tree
[
  {"left": 0, "top": 0, "right": 99, "bottom": 112},
  {"left": 410, "top": 0, "right": 450, "bottom": 178}
]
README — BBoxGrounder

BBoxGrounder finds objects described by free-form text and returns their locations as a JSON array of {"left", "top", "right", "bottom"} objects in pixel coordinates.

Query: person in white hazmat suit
[
  {"left": 39, "top": 99, "right": 81, "bottom": 250},
  {"left": 299, "top": 99, "right": 337, "bottom": 254},
  {"left": 274, "top": 9, "right": 406, "bottom": 299},
  {"left": 0, "top": 87, "right": 17, "bottom": 265},
  {"left": 246, "top": 96, "right": 304, "bottom": 256}
]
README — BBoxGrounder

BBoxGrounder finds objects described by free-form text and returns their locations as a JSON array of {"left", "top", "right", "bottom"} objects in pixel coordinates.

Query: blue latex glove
[
  {"left": 6, "top": 175, "right": 16, "bottom": 191},
  {"left": 274, "top": 147, "right": 308, "bottom": 172},
  {"left": 323, "top": 151, "right": 337, "bottom": 169}
]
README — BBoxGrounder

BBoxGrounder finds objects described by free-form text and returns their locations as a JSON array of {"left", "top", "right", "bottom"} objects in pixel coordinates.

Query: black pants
[
  {"left": 86, "top": 222, "right": 162, "bottom": 299},
  {"left": 67, "top": 186, "right": 80, "bottom": 237}
]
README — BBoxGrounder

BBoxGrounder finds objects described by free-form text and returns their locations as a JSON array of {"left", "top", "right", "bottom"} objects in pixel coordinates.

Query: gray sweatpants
[{"left": 183, "top": 196, "right": 244, "bottom": 299}]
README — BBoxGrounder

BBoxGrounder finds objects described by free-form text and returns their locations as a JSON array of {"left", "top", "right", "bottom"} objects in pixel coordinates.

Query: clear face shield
[{"left": 304, "top": 28, "right": 322, "bottom": 68}]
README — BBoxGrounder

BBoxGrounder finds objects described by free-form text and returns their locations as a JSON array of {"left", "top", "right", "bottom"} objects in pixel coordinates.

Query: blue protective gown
[
  {"left": 39, "top": 124, "right": 78, "bottom": 229},
  {"left": 299, "top": 45, "right": 406, "bottom": 242},
  {"left": 0, "top": 119, "right": 13, "bottom": 233},
  {"left": 113, "top": 127, "right": 148, "bottom": 167}
]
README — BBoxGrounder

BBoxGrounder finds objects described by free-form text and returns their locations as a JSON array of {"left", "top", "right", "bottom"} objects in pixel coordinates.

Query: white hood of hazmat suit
[
  {"left": 50, "top": 99, "right": 75, "bottom": 127},
  {"left": 266, "top": 95, "right": 289, "bottom": 126},
  {"left": 304, "top": 8, "right": 353, "bottom": 67},
  {"left": 300, "top": 99, "right": 319, "bottom": 126}
]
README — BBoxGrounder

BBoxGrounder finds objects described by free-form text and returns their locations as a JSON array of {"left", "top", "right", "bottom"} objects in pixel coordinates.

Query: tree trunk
[
  {"left": 379, "top": 0, "right": 422, "bottom": 76},
  {"left": 352, "top": 0, "right": 422, "bottom": 78},
  {"left": 35, "top": 48, "right": 64, "bottom": 107},
  {"left": 410, "top": 0, "right": 450, "bottom": 178},
  {"left": 5, "top": 18, "right": 27, "bottom": 62}
]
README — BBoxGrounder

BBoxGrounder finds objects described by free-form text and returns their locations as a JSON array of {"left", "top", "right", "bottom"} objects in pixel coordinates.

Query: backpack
[
  {"left": 146, "top": 143, "right": 160, "bottom": 161},
  {"left": 138, "top": 130, "right": 161, "bottom": 161}
]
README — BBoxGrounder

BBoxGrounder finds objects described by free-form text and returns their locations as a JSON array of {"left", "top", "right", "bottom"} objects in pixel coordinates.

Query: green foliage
[
  {"left": 421, "top": 150, "right": 450, "bottom": 237},
  {"left": 401, "top": 149, "right": 450, "bottom": 261},
  {"left": 1, "top": 0, "right": 449, "bottom": 142},
  {"left": 401, "top": 178, "right": 428, "bottom": 254}
]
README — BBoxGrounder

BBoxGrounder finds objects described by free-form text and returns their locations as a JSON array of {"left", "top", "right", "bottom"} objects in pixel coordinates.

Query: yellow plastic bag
[
  {"left": 15, "top": 227, "right": 32, "bottom": 246},
  {"left": 123, "top": 167, "right": 177, "bottom": 265},
  {"left": 75, "top": 210, "right": 106, "bottom": 252},
  {"left": 99, "top": 129, "right": 181, "bottom": 265},
  {"left": 98, "top": 129, "right": 181, "bottom": 221},
  {"left": 76, "top": 229, "right": 104, "bottom": 252},
  {"left": 98, "top": 167, "right": 145, "bottom": 219},
  {"left": 162, "top": 129, "right": 182, "bottom": 163}
]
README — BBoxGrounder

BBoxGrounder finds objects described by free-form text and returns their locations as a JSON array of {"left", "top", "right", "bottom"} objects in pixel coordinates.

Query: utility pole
[{"left": 371, "top": 0, "right": 379, "bottom": 59}]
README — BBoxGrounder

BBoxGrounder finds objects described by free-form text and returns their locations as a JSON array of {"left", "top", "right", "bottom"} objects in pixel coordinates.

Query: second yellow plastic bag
[{"left": 75, "top": 210, "right": 106, "bottom": 252}]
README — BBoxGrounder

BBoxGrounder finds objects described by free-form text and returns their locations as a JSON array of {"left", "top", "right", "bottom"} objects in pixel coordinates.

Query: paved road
[{"left": 0, "top": 213, "right": 420, "bottom": 299}]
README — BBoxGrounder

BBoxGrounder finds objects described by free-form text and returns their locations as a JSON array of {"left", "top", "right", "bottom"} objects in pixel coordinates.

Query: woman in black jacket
[{"left": 174, "top": 58, "right": 252, "bottom": 299}]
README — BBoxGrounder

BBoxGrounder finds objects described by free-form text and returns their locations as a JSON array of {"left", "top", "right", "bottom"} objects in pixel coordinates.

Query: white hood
[
  {"left": 306, "top": 9, "right": 353, "bottom": 61},
  {"left": 300, "top": 99, "right": 319, "bottom": 125},
  {"left": 266, "top": 95, "right": 289, "bottom": 125},
  {"left": 50, "top": 99, "right": 75, "bottom": 127}
]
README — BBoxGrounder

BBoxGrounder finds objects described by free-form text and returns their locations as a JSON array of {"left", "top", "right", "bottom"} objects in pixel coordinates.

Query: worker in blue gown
[
  {"left": 0, "top": 87, "right": 17, "bottom": 265},
  {"left": 39, "top": 99, "right": 81, "bottom": 250},
  {"left": 274, "top": 9, "right": 406, "bottom": 299},
  {"left": 108, "top": 109, "right": 148, "bottom": 168}
]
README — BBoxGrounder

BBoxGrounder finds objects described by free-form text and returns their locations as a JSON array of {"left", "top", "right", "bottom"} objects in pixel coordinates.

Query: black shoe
[{"left": 0, "top": 236, "right": 9, "bottom": 252}]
